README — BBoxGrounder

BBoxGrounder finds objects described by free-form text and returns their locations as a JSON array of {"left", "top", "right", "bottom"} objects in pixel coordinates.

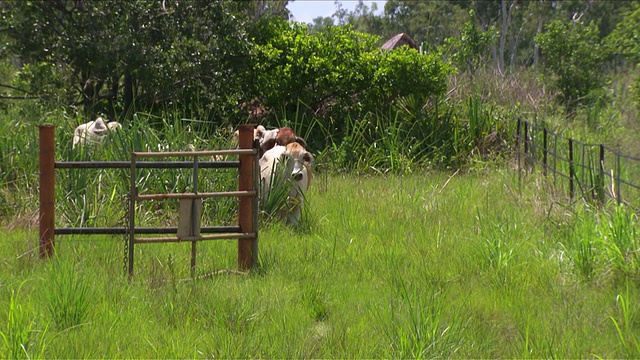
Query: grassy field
[
  {"left": 1, "top": 68, "right": 639, "bottom": 358},
  {"left": 2, "top": 166, "right": 639, "bottom": 358}
]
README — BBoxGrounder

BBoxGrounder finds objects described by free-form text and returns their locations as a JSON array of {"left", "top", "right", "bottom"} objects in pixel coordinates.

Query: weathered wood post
[
  {"left": 238, "top": 124, "right": 257, "bottom": 271},
  {"left": 39, "top": 125, "right": 56, "bottom": 258}
]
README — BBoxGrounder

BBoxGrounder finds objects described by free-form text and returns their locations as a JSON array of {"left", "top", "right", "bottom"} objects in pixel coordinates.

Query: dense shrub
[{"left": 248, "top": 18, "right": 451, "bottom": 147}]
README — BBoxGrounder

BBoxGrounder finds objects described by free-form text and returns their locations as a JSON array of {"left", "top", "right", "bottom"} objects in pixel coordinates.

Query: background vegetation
[{"left": 1, "top": 0, "right": 640, "bottom": 358}]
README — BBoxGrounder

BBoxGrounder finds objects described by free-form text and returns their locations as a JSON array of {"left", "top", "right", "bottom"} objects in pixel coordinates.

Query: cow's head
[
  {"left": 284, "top": 141, "right": 313, "bottom": 185},
  {"left": 260, "top": 127, "right": 307, "bottom": 157}
]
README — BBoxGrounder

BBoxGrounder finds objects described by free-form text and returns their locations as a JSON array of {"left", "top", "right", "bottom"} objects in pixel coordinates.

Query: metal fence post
[
  {"left": 599, "top": 144, "right": 605, "bottom": 204},
  {"left": 543, "top": 127, "right": 548, "bottom": 177},
  {"left": 569, "top": 138, "right": 575, "bottom": 200},
  {"left": 616, "top": 152, "right": 622, "bottom": 205},
  {"left": 39, "top": 125, "right": 56, "bottom": 258}
]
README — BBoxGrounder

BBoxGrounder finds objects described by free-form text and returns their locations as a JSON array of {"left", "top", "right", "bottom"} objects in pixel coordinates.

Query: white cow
[
  {"left": 259, "top": 141, "right": 313, "bottom": 225},
  {"left": 232, "top": 125, "right": 268, "bottom": 145},
  {"left": 72, "top": 117, "right": 122, "bottom": 149}
]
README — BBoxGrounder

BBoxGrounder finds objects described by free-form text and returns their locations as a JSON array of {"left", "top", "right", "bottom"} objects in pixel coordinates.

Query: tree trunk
[
  {"left": 123, "top": 73, "right": 133, "bottom": 119},
  {"left": 533, "top": 17, "right": 543, "bottom": 69},
  {"left": 110, "top": 75, "right": 119, "bottom": 109},
  {"left": 498, "top": 0, "right": 514, "bottom": 76}
]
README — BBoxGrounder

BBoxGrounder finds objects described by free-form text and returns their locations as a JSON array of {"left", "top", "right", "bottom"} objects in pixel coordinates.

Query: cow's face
[{"left": 284, "top": 142, "right": 313, "bottom": 187}]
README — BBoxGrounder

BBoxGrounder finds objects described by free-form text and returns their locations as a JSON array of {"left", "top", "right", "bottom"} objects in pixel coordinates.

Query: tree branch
[
  {"left": 0, "top": 95, "right": 40, "bottom": 100},
  {"left": 0, "top": 84, "right": 28, "bottom": 93}
]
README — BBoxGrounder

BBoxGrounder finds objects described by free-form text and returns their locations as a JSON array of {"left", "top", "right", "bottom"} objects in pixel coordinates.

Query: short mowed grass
[{"left": 2, "top": 165, "right": 639, "bottom": 358}]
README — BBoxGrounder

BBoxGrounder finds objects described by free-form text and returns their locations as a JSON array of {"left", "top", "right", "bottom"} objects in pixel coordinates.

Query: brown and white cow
[
  {"left": 258, "top": 127, "right": 307, "bottom": 157},
  {"left": 259, "top": 140, "right": 313, "bottom": 225},
  {"left": 72, "top": 117, "right": 122, "bottom": 149},
  {"left": 232, "top": 125, "right": 306, "bottom": 158}
]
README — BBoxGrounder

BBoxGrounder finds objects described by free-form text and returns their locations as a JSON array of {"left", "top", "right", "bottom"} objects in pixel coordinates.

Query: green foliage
[
  {"left": 45, "top": 259, "right": 92, "bottom": 331},
  {"left": 606, "top": 4, "right": 640, "bottom": 107},
  {"left": 535, "top": 19, "right": 609, "bottom": 114},
  {"left": 2, "top": 170, "right": 640, "bottom": 357},
  {"left": 0, "top": 282, "right": 47, "bottom": 359},
  {"left": 444, "top": 10, "right": 497, "bottom": 76},
  {"left": 2, "top": 1, "right": 253, "bottom": 121},
  {"left": 249, "top": 19, "right": 380, "bottom": 118},
  {"left": 609, "top": 283, "right": 640, "bottom": 358},
  {"left": 605, "top": 3, "right": 640, "bottom": 63},
  {"left": 250, "top": 18, "right": 451, "bottom": 146}
]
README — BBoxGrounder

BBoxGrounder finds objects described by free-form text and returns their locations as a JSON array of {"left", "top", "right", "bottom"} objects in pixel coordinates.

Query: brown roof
[{"left": 381, "top": 33, "right": 418, "bottom": 51}]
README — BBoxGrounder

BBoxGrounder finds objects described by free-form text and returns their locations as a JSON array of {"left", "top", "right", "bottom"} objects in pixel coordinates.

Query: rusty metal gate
[{"left": 38, "top": 124, "right": 259, "bottom": 278}]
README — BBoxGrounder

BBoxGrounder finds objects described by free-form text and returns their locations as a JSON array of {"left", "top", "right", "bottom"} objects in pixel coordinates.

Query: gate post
[
  {"left": 39, "top": 125, "right": 56, "bottom": 258},
  {"left": 238, "top": 124, "right": 257, "bottom": 270}
]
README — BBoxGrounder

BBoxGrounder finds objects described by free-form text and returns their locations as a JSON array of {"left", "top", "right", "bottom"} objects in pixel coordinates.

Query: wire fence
[{"left": 515, "top": 118, "right": 640, "bottom": 209}]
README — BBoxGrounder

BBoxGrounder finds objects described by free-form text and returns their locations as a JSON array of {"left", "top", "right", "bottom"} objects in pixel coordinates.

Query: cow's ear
[
  {"left": 303, "top": 152, "right": 314, "bottom": 164},
  {"left": 261, "top": 138, "right": 277, "bottom": 153},
  {"left": 293, "top": 137, "right": 307, "bottom": 148}
]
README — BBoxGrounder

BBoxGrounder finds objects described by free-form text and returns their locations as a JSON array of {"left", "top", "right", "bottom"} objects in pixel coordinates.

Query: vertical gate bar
[
  {"left": 569, "top": 138, "right": 575, "bottom": 200},
  {"left": 524, "top": 121, "right": 529, "bottom": 171},
  {"left": 581, "top": 143, "right": 586, "bottom": 189},
  {"left": 616, "top": 151, "right": 622, "bottom": 205},
  {"left": 554, "top": 135, "right": 557, "bottom": 188},
  {"left": 238, "top": 124, "right": 256, "bottom": 271},
  {"left": 543, "top": 127, "right": 548, "bottom": 176},
  {"left": 39, "top": 125, "right": 56, "bottom": 259},
  {"left": 191, "top": 155, "right": 199, "bottom": 277},
  {"left": 515, "top": 118, "right": 521, "bottom": 150},
  {"left": 516, "top": 119, "right": 521, "bottom": 192},
  {"left": 599, "top": 144, "right": 605, "bottom": 203},
  {"left": 252, "top": 138, "right": 260, "bottom": 266},
  {"left": 128, "top": 152, "right": 137, "bottom": 278}
]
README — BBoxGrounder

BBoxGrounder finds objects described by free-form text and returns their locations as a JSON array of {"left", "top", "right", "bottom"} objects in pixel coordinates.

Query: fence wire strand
[{"left": 515, "top": 119, "right": 639, "bottom": 209}]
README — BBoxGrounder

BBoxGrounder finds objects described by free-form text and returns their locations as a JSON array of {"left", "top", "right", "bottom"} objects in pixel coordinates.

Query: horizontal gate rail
[
  {"left": 132, "top": 149, "right": 255, "bottom": 157},
  {"left": 56, "top": 160, "right": 240, "bottom": 169},
  {"left": 135, "top": 190, "right": 256, "bottom": 201},
  {"left": 54, "top": 226, "right": 242, "bottom": 235},
  {"left": 135, "top": 232, "right": 256, "bottom": 244}
]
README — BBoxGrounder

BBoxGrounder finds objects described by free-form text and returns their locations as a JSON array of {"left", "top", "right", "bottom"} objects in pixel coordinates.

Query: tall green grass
[
  {"left": 1, "top": 68, "right": 640, "bottom": 358},
  {"left": 2, "top": 168, "right": 639, "bottom": 357}
]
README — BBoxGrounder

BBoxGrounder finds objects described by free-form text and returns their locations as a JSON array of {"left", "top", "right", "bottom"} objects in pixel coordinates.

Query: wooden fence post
[
  {"left": 238, "top": 124, "right": 257, "bottom": 271},
  {"left": 39, "top": 125, "right": 56, "bottom": 258}
]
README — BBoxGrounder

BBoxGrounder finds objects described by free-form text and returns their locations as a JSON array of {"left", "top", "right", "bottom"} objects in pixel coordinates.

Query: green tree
[
  {"left": 2, "top": 1, "right": 253, "bottom": 123},
  {"left": 606, "top": 3, "right": 640, "bottom": 106},
  {"left": 536, "top": 19, "right": 608, "bottom": 114},
  {"left": 308, "top": 16, "right": 334, "bottom": 34},
  {"left": 606, "top": 3, "right": 640, "bottom": 64},
  {"left": 444, "top": 10, "right": 497, "bottom": 78}
]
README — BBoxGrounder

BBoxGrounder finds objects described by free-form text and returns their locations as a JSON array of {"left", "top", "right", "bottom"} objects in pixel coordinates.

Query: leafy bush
[
  {"left": 535, "top": 19, "right": 609, "bottom": 114},
  {"left": 249, "top": 18, "right": 451, "bottom": 148},
  {"left": 443, "top": 10, "right": 497, "bottom": 77}
]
